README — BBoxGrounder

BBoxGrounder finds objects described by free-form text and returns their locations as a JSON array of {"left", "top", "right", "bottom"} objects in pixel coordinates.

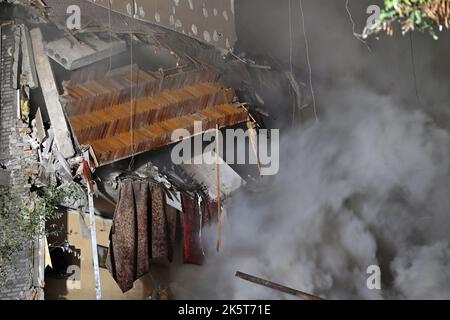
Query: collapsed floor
[{"left": 0, "top": 0, "right": 312, "bottom": 300}]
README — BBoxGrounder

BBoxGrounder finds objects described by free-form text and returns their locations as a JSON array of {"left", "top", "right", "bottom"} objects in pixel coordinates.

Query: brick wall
[
  {"left": 0, "top": 23, "right": 34, "bottom": 300},
  {"left": 0, "top": 23, "right": 16, "bottom": 161}
]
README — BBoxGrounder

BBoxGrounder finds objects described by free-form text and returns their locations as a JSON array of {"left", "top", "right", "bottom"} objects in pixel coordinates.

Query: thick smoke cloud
[
  {"left": 171, "top": 0, "right": 450, "bottom": 299},
  {"left": 172, "top": 83, "right": 450, "bottom": 299}
]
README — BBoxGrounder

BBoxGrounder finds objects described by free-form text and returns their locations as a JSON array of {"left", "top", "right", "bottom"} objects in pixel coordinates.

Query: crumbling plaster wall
[{"left": 44, "top": 211, "right": 173, "bottom": 300}]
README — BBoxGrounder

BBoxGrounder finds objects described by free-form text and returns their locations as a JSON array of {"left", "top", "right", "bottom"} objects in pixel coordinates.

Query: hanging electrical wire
[
  {"left": 288, "top": 0, "right": 296, "bottom": 126},
  {"left": 345, "top": 0, "right": 372, "bottom": 52},
  {"left": 409, "top": 32, "right": 423, "bottom": 108},
  {"left": 128, "top": 33, "right": 136, "bottom": 171},
  {"left": 299, "top": 0, "right": 319, "bottom": 123},
  {"left": 107, "top": 0, "right": 113, "bottom": 73}
]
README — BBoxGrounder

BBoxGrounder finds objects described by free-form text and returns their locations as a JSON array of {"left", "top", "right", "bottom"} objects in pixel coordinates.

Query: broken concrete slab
[
  {"left": 87, "top": 0, "right": 237, "bottom": 50},
  {"left": 53, "top": 149, "right": 73, "bottom": 182},
  {"left": 34, "top": 108, "right": 46, "bottom": 143},
  {"left": 42, "top": 129, "right": 54, "bottom": 160},
  {"left": 181, "top": 151, "right": 245, "bottom": 200},
  {"left": 12, "top": 26, "right": 20, "bottom": 90},
  {"left": 20, "top": 25, "right": 38, "bottom": 89},
  {"left": 30, "top": 28, "right": 75, "bottom": 158},
  {"left": 46, "top": 33, "right": 126, "bottom": 71}
]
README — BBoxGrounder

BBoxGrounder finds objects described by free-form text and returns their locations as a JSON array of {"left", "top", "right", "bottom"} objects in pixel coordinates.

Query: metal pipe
[{"left": 235, "top": 271, "right": 323, "bottom": 300}]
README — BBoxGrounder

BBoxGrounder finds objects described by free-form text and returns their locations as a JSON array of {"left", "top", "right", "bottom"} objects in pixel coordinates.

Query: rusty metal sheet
[{"left": 87, "top": 0, "right": 237, "bottom": 50}]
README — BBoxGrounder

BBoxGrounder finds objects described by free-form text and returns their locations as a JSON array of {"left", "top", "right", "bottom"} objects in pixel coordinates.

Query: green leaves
[
  {"left": 379, "top": 0, "right": 445, "bottom": 38},
  {"left": 0, "top": 183, "right": 86, "bottom": 286}
]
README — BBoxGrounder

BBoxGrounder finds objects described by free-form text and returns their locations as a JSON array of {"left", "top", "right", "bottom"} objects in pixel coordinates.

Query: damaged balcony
[{"left": 61, "top": 64, "right": 249, "bottom": 166}]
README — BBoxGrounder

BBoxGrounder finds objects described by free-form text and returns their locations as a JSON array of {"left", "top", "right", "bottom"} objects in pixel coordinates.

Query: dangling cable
[
  {"left": 345, "top": 0, "right": 372, "bottom": 52},
  {"left": 128, "top": 34, "right": 136, "bottom": 171},
  {"left": 288, "top": 0, "right": 296, "bottom": 125},
  {"left": 299, "top": 0, "right": 319, "bottom": 122},
  {"left": 107, "top": 0, "right": 113, "bottom": 74},
  {"left": 288, "top": 0, "right": 293, "bottom": 73},
  {"left": 215, "top": 125, "right": 222, "bottom": 252},
  {"left": 409, "top": 32, "right": 423, "bottom": 108}
]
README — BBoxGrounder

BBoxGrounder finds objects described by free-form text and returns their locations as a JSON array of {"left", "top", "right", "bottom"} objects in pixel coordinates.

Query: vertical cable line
[{"left": 299, "top": 0, "right": 319, "bottom": 122}]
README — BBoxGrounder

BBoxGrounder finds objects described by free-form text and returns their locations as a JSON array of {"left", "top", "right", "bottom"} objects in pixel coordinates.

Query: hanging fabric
[
  {"left": 106, "top": 180, "right": 150, "bottom": 292},
  {"left": 181, "top": 194, "right": 204, "bottom": 265},
  {"left": 164, "top": 202, "right": 178, "bottom": 263},
  {"left": 107, "top": 180, "right": 179, "bottom": 292},
  {"left": 201, "top": 197, "right": 218, "bottom": 247},
  {"left": 150, "top": 184, "right": 176, "bottom": 261}
]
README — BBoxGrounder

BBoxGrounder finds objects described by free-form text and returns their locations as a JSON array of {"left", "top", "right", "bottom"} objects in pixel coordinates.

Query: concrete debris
[
  {"left": 30, "top": 27, "right": 75, "bottom": 158},
  {"left": 87, "top": 0, "right": 237, "bottom": 50},
  {"left": 165, "top": 190, "right": 182, "bottom": 211},
  {"left": 46, "top": 33, "right": 127, "bottom": 71},
  {"left": 42, "top": 129, "right": 54, "bottom": 159},
  {"left": 181, "top": 151, "right": 245, "bottom": 201},
  {"left": 19, "top": 24, "right": 38, "bottom": 89},
  {"left": 6, "top": 118, "right": 41, "bottom": 195},
  {"left": 67, "top": 156, "right": 84, "bottom": 168},
  {"left": 33, "top": 108, "right": 46, "bottom": 143},
  {"left": 53, "top": 149, "right": 73, "bottom": 181},
  {"left": 56, "top": 182, "right": 87, "bottom": 210},
  {"left": 12, "top": 26, "right": 20, "bottom": 89}
]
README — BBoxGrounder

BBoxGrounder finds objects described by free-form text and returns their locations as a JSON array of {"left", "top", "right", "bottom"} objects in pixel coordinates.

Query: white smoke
[
  {"left": 171, "top": 82, "right": 450, "bottom": 300},
  {"left": 169, "top": 0, "right": 450, "bottom": 300}
]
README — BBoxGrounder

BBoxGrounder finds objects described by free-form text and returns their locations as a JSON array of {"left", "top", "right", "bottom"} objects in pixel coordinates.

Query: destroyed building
[
  {"left": 4, "top": 0, "right": 450, "bottom": 302},
  {"left": 0, "top": 0, "right": 306, "bottom": 300}
]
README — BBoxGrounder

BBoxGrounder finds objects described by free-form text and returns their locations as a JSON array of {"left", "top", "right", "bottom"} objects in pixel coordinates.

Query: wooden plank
[
  {"left": 235, "top": 271, "right": 323, "bottom": 300},
  {"left": 30, "top": 28, "right": 75, "bottom": 158}
]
